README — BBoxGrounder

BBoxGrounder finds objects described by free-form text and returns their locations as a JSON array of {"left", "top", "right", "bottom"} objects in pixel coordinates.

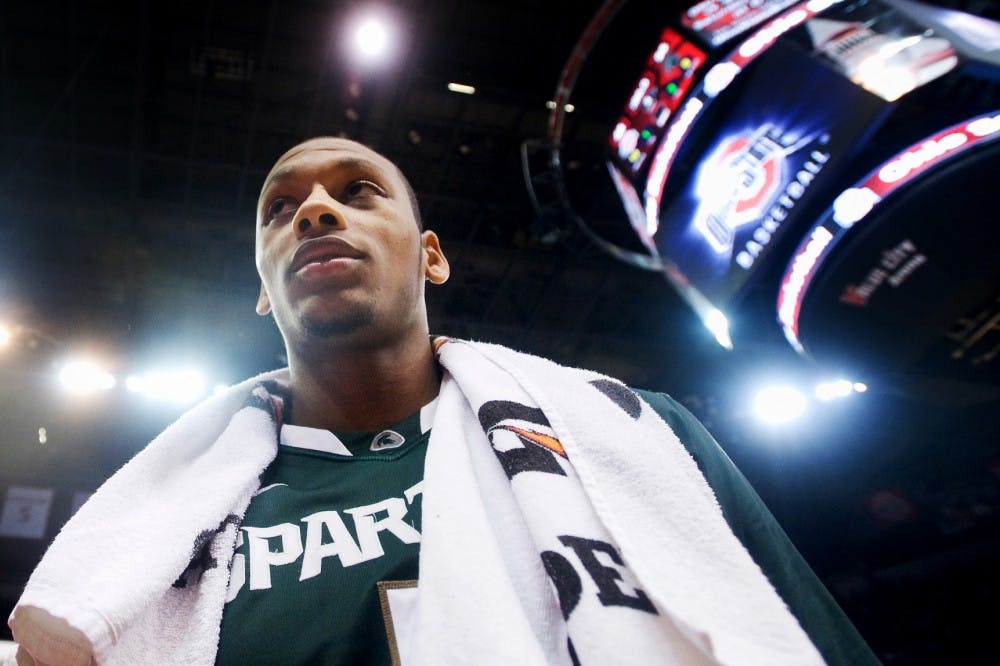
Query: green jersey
[
  {"left": 215, "top": 400, "right": 434, "bottom": 665},
  {"left": 216, "top": 392, "right": 877, "bottom": 665}
]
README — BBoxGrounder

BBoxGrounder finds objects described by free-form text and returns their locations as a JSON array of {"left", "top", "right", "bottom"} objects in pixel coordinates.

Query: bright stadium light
[
  {"left": 815, "top": 379, "right": 855, "bottom": 401},
  {"left": 703, "top": 308, "right": 733, "bottom": 350},
  {"left": 58, "top": 360, "right": 116, "bottom": 394},
  {"left": 447, "top": 82, "right": 476, "bottom": 95},
  {"left": 127, "top": 369, "right": 206, "bottom": 404},
  {"left": 753, "top": 385, "right": 807, "bottom": 424},
  {"left": 353, "top": 17, "right": 390, "bottom": 61}
]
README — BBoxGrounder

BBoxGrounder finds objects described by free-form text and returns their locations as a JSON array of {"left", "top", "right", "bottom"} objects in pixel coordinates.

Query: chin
[{"left": 299, "top": 308, "right": 375, "bottom": 339}]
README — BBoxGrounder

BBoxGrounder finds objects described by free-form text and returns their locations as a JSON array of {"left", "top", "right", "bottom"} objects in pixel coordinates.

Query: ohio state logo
[{"left": 694, "top": 124, "right": 787, "bottom": 254}]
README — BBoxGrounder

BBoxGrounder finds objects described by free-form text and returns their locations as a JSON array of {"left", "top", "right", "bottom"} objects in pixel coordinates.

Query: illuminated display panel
[
  {"left": 608, "top": 27, "right": 705, "bottom": 176},
  {"left": 642, "top": 0, "right": 843, "bottom": 238},
  {"left": 782, "top": 0, "right": 960, "bottom": 102},
  {"left": 682, "top": 0, "right": 799, "bottom": 47},
  {"left": 649, "top": 40, "right": 886, "bottom": 306},
  {"left": 776, "top": 111, "right": 1000, "bottom": 351}
]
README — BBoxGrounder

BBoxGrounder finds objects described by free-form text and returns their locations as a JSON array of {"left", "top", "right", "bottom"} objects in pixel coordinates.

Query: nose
[{"left": 293, "top": 185, "right": 347, "bottom": 240}]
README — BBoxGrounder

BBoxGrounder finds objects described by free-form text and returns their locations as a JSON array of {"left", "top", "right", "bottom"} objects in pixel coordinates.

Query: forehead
[{"left": 261, "top": 138, "right": 399, "bottom": 195}]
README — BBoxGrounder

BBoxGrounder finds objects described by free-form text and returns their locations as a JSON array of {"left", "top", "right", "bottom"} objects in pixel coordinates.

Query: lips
[{"left": 289, "top": 237, "right": 364, "bottom": 274}]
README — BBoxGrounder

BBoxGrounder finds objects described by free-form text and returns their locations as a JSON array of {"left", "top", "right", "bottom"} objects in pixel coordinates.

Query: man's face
[{"left": 255, "top": 138, "right": 448, "bottom": 347}]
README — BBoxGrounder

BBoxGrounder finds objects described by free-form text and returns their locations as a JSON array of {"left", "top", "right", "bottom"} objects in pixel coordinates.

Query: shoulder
[{"left": 632, "top": 389, "right": 730, "bottom": 474}]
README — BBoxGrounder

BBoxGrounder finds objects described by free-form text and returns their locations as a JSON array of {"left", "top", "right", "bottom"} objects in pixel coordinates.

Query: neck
[{"left": 285, "top": 329, "right": 440, "bottom": 432}]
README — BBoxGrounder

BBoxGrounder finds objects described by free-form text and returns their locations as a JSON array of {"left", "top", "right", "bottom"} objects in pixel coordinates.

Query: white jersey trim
[{"left": 280, "top": 424, "right": 353, "bottom": 456}]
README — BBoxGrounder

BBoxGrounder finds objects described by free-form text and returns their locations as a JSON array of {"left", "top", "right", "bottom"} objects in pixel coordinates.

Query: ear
[
  {"left": 255, "top": 284, "right": 272, "bottom": 315},
  {"left": 421, "top": 231, "right": 450, "bottom": 285}
]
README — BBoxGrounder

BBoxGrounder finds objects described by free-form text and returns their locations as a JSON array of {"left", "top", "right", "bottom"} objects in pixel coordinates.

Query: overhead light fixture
[
  {"left": 352, "top": 17, "right": 391, "bottom": 62},
  {"left": 815, "top": 379, "right": 856, "bottom": 401},
  {"left": 753, "top": 385, "right": 807, "bottom": 424},
  {"left": 545, "top": 100, "right": 576, "bottom": 112},
  {"left": 447, "top": 82, "right": 476, "bottom": 95},
  {"left": 703, "top": 308, "right": 733, "bottom": 350},
  {"left": 127, "top": 369, "right": 206, "bottom": 404},
  {"left": 58, "top": 360, "right": 116, "bottom": 394}
]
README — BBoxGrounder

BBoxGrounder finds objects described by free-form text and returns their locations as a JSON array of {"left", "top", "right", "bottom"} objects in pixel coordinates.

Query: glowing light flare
[
  {"left": 877, "top": 132, "right": 969, "bottom": 187},
  {"left": 806, "top": 0, "right": 840, "bottom": 12},
  {"left": 777, "top": 226, "right": 834, "bottom": 349},
  {"left": 854, "top": 56, "right": 918, "bottom": 102},
  {"left": 618, "top": 128, "right": 639, "bottom": 156},
  {"left": 703, "top": 309, "right": 733, "bottom": 350},
  {"left": 612, "top": 122, "right": 627, "bottom": 142},
  {"left": 853, "top": 382, "right": 868, "bottom": 393},
  {"left": 127, "top": 369, "right": 206, "bottom": 404},
  {"left": 628, "top": 77, "right": 651, "bottom": 111},
  {"left": 447, "top": 82, "right": 476, "bottom": 95},
  {"left": 0, "top": 324, "right": 9, "bottom": 347},
  {"left": 969, "top": 114, "right": 1000, "bottom": 138},
  {"left": 702, "top": 62, "right": 741, "bottom": 98},
  {"left": 753, "top": 386, "right": 807, "bottom": 424},
  {"left": 833, "top": 187, "right": 880, "bottom": 229},
  {"left": 643, "top": 97, "right": 704, "bottom": 235},
  {"left": 815, "top": 379, "right": 854, "bottom": 401},
  {"left": 545, "top": 100, "right": 576, "bottom": 113},
  {"left": 353, "top": 18, "right": 391, "bottom": 61},
  {"left": 58, "top": 360, "right": 116, "bottom": 394}
]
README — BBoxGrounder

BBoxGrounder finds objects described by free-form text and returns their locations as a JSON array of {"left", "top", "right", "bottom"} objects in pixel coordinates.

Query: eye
[
  {"left": 263, "top": 197, "right": 296, "bottom": 224},
  {"left": 344, "top": 180, "right": 385, "bottom": 199}
]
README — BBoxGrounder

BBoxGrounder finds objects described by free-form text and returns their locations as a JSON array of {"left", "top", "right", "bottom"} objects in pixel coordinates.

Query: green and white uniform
[{"left": 216, "top": 391, "right": 877, "bottom": 666}]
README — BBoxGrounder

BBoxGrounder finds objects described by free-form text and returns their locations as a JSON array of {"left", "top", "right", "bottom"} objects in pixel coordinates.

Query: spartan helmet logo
[
  {"left": 478, "top": 400, "right": 568, "bottom": 480},
  {"left": 476, "top": 379, "right": 642, "bottom": 480},
  {"left": 370, "top": 429, "right": 406, "bottom": 452}
]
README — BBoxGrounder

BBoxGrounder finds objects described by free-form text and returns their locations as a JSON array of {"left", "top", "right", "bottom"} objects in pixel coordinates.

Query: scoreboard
[{"left": 597, "top": 0, "right": 999, "bottom": 387}]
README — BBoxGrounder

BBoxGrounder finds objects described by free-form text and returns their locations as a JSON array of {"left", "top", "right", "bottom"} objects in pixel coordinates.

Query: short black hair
[{"left": 264, "top": 137, "right": 424, "bottom": 231}]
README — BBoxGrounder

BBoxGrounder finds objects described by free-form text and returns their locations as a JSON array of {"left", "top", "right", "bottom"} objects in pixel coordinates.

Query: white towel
[
  {"left": 8, "top": 374, "right": 287, "bottom": 665},
  {"left": 8, "top": 340, "right": 823, "bottom": 665},
  {"left": 417, "top": 339, "right": 823, "bottom": 665}
]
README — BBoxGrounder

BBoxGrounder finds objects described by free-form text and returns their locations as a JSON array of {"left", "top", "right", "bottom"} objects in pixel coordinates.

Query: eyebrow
[{"left": 259, "top": 155, "right": 384, "bottom": 199}]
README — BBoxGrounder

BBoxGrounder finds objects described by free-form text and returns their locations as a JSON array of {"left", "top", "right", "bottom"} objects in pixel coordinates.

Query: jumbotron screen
[
  {"left": 681, "top": 0, "right": 799, "bottom": 47},
  {"left": 607, "top": 0, "right": 976, "bottom": 306},
  {"left": 649, "top": 41, "right": 886, "bottom": 304},
  {"left": 602, "top": 0, "right": 999, "bottom": 382}
]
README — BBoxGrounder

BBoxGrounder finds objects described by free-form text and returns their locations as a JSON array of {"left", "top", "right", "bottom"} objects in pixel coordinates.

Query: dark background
[{"left": 1, "top": 1, "right": 998, "bottom": 663}]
